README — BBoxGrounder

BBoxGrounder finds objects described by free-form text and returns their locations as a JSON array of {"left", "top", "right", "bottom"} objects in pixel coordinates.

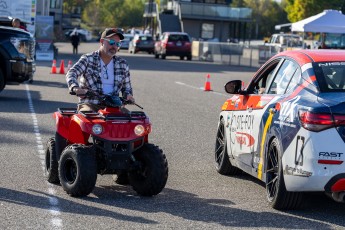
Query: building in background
[{"left": 149, "top": 0, "right": 252, "bottom": 42}]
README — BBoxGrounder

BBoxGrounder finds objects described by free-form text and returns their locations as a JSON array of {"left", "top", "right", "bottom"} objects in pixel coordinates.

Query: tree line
[{"left": 63, "top": 0, "right": 345, "bottom": 38}]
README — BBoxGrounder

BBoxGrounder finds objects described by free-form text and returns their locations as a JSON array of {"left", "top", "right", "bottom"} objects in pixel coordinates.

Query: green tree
[
  {"left": 232, "top": 0, "right": 287, "bottom": 38},
  {"left": 72, "top": 0, "right": 146, "bottom": 30},
  {"left": 284, "top": 0, "right": 345, "bottom": 22}
]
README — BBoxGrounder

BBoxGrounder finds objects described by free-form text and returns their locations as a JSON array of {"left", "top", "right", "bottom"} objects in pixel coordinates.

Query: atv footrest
[{"left": 58, "top": 108, "right": 78, "bottom": 116}]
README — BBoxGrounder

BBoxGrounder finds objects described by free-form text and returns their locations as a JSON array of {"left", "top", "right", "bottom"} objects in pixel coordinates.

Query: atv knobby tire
[
  {"left": 129, "top": 143, "right": 168, "bottom": 196},
  {"left": 59, "top": 144, "right": 97, "bottom": 197},
  {"left": 45, "top": 137, "right": 60, "bottom": 184}
]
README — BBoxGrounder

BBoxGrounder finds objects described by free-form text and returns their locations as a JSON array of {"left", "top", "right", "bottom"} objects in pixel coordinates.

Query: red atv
[{"left": 44, "top": 92, "right": 168, "bottom": 197}]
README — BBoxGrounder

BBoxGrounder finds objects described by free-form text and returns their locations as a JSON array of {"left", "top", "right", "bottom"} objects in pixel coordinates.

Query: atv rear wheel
[
  {"left": 45, "top": 137, "right": 60, "bottom": 184},
  {"left": 266, "top": 138, "right": 303, "bottom": 210},
  {"left": 215, "top": 118, "right": 240, "bottom": 175},
  {"left": 59, "top": 144, "right": 97, "bottom": 197},
  {"left": 129, "top": 144, "right": 168, "bottom": 196}
]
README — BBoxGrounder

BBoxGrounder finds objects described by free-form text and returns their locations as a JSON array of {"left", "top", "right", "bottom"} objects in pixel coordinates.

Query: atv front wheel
[
  {"left": 45, "top": 137, "right": 60, "bottom": 184},
  {"left": 129, "top": 144, "right": 168, "bottom": 196},
  {"left": 59, "top": 145, "right": 97, "bottom": 197}
]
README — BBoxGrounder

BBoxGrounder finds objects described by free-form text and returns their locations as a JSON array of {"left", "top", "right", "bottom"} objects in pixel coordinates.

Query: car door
[
  {"left": 251, "top": 59, "right": 301, "bottom": 174},
  {"left": 228, "top": 59, "right": 284, "bottom": 169}
]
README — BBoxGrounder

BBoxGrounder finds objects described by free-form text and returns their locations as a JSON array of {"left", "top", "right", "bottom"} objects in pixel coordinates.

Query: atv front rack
[
  {"left": 58, "top": 108, "right": 147, "bottom": 121},
  {"left": 104, "top": 111, "right": 146, "bottom": 121}
]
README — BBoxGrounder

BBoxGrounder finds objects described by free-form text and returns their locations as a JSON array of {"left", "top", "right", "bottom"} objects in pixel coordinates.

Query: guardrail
[{"left": 192, "top": 41, "right": 292, "bottom": 68}]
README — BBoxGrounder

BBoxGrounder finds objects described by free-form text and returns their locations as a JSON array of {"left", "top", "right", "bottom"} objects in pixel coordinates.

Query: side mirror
[{"left": 224, "top": 80, "right": 243, "bottom": 94}]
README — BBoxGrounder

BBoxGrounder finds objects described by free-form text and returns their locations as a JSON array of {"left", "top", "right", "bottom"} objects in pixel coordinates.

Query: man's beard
[{"left": 106, "top": 48, "right": 117, "bottom": 56}]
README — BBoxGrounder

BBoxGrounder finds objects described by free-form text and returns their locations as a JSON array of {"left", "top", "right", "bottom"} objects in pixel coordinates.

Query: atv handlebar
[{"left": 74, "top": 90, "right": 143, "bottom": 109}]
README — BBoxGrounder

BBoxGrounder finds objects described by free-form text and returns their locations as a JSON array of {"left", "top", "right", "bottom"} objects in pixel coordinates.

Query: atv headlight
[
  {"left": 92, "top": 124, "right": 103, "bottom": 135},
  {"left": 134, "top": 125, "right": 145, "bottom": 136}
]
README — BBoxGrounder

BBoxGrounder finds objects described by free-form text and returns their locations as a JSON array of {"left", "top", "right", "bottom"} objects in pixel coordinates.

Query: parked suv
[
  {"left": 154, "top": 32, "right": 192, "bottom": 60},
  {"left": 128, "top": 34, "right": 154, "bottom": 54},
  {"left": 0, "top": 17, "right": 35, "bottom": 92}
]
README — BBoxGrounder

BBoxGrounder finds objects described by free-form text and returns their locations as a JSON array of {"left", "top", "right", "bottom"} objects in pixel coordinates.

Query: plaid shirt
[{"left": 66, "top": 50, "right": 132, "bottom": 105}]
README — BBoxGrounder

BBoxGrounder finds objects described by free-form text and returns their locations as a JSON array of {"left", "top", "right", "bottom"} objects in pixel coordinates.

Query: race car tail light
[
  {"left": 298, "top": 111, "right": 334, "bottom": 131},
  {"left": 299, "top": 110, "right": 345, "bottom": 132}
]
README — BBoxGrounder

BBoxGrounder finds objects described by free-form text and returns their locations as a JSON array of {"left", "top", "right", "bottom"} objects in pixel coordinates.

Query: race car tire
[
  {"left": 215, "top": 118, "right": 240, "bottom": 175},
  {"left": 59, "top": 144, "right": 97, "bottom": 197},
  {"left": 45, "top": 137, "right": 60, "bottom": 184},
  {"left": 129, "top": 143, "right": 168, "bottom": 196},
  {"left": 266, "top": 138, "right": 303, "bottom": 210}
]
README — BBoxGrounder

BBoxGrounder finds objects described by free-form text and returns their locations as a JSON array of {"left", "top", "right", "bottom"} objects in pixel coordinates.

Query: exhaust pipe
[{"left": 331, "top": 192, "right": 345, "bottom": 203}]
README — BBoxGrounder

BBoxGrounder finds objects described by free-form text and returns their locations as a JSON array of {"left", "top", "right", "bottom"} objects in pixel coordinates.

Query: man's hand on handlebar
[
  {"left": 126, "top": 94, "right": 135, "bottom": 103},
  {"left": 73, "top": 87, "right": 89, "bottom": 98}
]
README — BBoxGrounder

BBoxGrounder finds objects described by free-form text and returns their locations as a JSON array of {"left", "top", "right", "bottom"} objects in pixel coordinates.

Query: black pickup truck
[{"left": 0, "top": 17, "right": 36, "bottom": 92}]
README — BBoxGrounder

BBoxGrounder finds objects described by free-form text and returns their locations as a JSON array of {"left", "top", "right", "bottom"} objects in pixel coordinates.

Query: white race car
[{"left": 215, "top": 49, "right": 345, "bottom": 210}]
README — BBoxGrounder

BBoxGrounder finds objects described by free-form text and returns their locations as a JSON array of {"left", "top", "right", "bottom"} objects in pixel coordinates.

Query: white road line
[
  {"left": 25, "top": 83, "right": 62, "bottom": 230},
  {"left": 175, "top": 81, "right": 228, "bottom": 97}
]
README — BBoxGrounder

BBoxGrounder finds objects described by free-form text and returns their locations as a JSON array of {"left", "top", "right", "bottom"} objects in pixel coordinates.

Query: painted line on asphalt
[
  {"left": 25, "top": 83, "right": 63, "bottom": 230},
  {"left": 175, "top": 81, "right": 228, "bottom": 97}
]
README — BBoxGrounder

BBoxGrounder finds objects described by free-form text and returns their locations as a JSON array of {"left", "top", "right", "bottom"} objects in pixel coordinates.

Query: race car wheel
[
  {"left": 215, "top": 118, "right": 240, "bottom": 175},
  {"left": 129, "top": 143, "right": 168, "bottom": 196},
  {"left": 59, "top": 144, "right": 97, "bottom": 197},
  {"left": 45, "top": 137, "right": 60, "bottom": 184},
  {"left": 266, "top": 138, "right": 303, "bottom": 210}
]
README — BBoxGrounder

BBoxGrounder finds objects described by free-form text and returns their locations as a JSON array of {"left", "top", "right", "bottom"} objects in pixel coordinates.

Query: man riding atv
[
  {"left": 66, "top": 27, "right": 135, "bottom": 112},
  {"left": 44, "top": 28, "right": 168, "bottom": 197}
]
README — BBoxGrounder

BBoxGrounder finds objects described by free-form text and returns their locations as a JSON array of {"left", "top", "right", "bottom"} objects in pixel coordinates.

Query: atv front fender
[{"left": 54, "top": 112, "right": 89, "bottom": 144}]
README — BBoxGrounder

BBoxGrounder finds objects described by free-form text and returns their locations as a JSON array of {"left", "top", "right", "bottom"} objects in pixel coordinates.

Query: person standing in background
[{"left": 70, "top": 28, "right": 80, "bottom": 55}]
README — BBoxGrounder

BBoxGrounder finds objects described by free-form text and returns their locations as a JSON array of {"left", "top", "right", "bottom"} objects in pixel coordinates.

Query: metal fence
[{"left": 192, "top": 41, "right": 285, "bottom": 68}]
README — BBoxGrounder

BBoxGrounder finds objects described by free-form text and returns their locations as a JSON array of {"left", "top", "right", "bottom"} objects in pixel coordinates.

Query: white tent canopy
[{"left": 291, "top": 10, "right": 345, "bottom": 33}]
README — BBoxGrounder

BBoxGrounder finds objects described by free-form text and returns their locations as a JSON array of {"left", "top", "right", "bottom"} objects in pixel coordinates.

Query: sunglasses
[{"left": 103, "top": 38, "right": 122, "bottom": 47}]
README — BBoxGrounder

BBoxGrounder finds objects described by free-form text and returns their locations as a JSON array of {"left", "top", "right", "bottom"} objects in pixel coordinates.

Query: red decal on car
[{"left": 235, "top": 132, "right": 255, "bottom": 147}]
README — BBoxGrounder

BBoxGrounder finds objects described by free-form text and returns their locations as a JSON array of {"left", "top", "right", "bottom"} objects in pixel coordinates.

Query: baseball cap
[{"left": 101, "top": 28, "right": 124, "bottom": 40}]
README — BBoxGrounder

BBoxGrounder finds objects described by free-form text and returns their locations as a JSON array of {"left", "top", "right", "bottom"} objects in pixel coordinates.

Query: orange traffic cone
[
  {"left": 51, "top": 59, "right": 57, "bottom": 74},
  {"left": 59, "top": 60, "right": 65, "bottom": 74},
  {"left": 67, "top": 60, "right": 73, "bottom": 71},
  {"left": 204, "top": 74, "right": 212, "bottom": 91}
]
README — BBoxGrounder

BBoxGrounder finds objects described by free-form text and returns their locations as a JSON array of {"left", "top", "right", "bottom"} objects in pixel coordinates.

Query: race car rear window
[{"left": 315, "top": 62, "right": 345, "bottom": 92}]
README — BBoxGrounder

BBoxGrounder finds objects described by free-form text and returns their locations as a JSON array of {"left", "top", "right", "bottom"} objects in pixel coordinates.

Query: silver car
[{"left": 120, "top": 34, "right": 133, "bottom": 50}]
